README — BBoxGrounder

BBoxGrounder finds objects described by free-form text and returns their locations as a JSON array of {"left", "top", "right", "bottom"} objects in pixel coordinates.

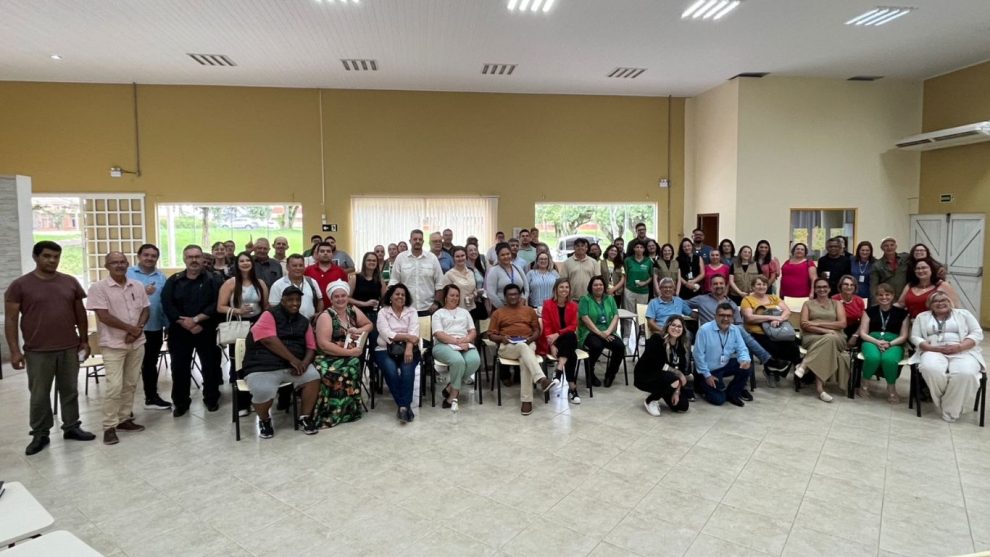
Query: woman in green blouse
[{"left": 579, "top": 275, "right": 626, "bottom": 388}]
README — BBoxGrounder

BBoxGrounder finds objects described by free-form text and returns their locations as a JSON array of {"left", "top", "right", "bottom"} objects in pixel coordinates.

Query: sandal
[{"left": 887, "top": 392, "right": 900, "bottom": 404}]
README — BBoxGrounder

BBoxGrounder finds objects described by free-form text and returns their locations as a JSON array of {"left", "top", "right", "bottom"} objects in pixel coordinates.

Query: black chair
[{"left": 909, "top": 363, "right": 986, "bottom": 427}]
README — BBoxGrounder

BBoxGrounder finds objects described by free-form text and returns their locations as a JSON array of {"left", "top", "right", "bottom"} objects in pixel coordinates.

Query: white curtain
[{"left": 350, "top": 196, "right": 498, "bottom": 256}]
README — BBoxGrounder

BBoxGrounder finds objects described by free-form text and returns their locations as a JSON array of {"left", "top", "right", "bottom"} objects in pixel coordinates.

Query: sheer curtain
[{"left": 350, "top": 196, "right": 499, "bottom": 255}]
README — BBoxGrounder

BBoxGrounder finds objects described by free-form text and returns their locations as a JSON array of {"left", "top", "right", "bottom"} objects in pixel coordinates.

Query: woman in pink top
[
  {"left": 703, "top": 250, "right": 731, "bottom": 293},
  {"left": 780, "top": 243, "right": 817, "bottom": 298}
]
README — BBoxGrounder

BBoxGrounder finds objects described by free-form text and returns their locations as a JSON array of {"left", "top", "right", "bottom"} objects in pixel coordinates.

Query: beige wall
[
  {"left": 0, "top": 82, "right": 685, "bottom": 254},
  {"left": 685, "top": 80, "right": 739, "bottom": 242},
  {"left": 920, "top": 60, "right": 990, "bottom": 325}
]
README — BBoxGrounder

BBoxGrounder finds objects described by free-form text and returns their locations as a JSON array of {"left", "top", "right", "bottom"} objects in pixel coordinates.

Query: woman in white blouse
[
  {"left": 374, "top": 283, "right": 421, "bottom": 424},
  {"left": 910, "top": 291, "right": 985, "bottom": 423},
  {"left": 432, "top": 284, "right": 480, "bottom": 413}
]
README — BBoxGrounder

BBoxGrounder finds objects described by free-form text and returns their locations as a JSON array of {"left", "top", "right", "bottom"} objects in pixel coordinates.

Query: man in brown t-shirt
[
  {"left": 487, "top": 284, "right": 559, "bottom": 416},
  {"left": 4, "top": 241, "right": 97, "bottom": 455}
]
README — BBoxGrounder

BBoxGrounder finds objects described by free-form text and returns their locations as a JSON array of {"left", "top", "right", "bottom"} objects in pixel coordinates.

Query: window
[
  {"left": 33, "top": 194, "right": 146, "bottom": 286},
  {"left": 156, "top": 203, "right": 303, "bottom": 268},
  {"left": 534, "top": 202, "right": 657, "bottom": 260},
  {"left": 790, "top": 209, "right": 856, "bottom": 259},
  {"left": 350, "top": 196, "right": 498, "bottom": 255}
]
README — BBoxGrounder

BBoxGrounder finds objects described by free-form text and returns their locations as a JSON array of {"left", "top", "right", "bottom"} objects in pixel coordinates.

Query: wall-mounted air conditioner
[{"left": 895, "top": 121, "right": 990, "bottom": 151}]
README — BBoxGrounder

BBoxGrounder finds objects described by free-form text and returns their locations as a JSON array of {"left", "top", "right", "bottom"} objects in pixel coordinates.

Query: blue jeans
[
  {"left": 739, "top": 328, "right": 771, "bottom": 364},
  {"left": 374, "top": 349, "right": 419, "bottom": 409},
  {"left": 700, "top": 359, "right": 749, "bottom": 405}
]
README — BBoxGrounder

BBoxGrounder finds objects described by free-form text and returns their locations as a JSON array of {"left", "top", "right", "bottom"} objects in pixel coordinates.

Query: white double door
[{"left": 909, "top": 213, "right": 985, "bottom": 318}]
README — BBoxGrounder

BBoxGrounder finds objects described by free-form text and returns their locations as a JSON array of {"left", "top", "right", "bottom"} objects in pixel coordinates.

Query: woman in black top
[
  {"left": 634, "top": 316, "right": 692, "bottom": 416},
  {"left": 676, "top": 238, "right": 704, "bottom": 299},
  {"left": 349, "top": 252, "right": 385, "bottom": 346},
  {"left": 857, "top": 282, "right": 909, "bottom": 403}
]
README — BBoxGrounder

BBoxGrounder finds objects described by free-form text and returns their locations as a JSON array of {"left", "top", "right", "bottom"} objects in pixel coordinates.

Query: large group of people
[{"left": 4, "top": 225, "right": 985, "bottom": 452}]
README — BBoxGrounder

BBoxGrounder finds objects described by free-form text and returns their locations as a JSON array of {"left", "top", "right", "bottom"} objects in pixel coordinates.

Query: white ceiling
[{"left": 2, "top": 0, "right": 989, "bottom": 97}]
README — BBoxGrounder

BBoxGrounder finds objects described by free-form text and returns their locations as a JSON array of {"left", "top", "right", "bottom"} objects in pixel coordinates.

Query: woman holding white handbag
[{"left": 218, "top": 252, "right": 269, "bottom": 415}]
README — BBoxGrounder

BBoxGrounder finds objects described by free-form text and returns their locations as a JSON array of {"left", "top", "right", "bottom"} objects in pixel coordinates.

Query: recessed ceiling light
[
  {"left": 507, "top": 0, "right": 556, "bottom": 13},
  {"left": 50, "top": 54, "right": 62, "bottom": 60},
  {"left": 682, "top": 0, "right": 741, "bottom": 20},
  {"left": 845, "top": 6, "right": 915, "bottom": 26}
]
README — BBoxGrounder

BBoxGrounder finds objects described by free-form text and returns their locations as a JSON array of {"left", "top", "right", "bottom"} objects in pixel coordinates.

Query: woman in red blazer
[{"left": 540, "top": 278, "right": 583, "bottom": 404}]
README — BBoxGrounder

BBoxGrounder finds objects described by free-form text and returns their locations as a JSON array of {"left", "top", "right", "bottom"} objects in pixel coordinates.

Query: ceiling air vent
[
  {"left": 607, "top": 67, "right": 647, "bottom": 79},
  {"left": 730, "top": 72, "right": 769, "bottom": 79},
  {"left": 187, "top": 53, "right": 237, "bottom": 67},
  {"left": 848, "top": 75, "right": 884, "bottom": 81},
  {"left": 341, "top": 59, "right": 378, "bottom": 71},
  {"left": 482, "top": 63, "right": 516, "bottom": 76}
]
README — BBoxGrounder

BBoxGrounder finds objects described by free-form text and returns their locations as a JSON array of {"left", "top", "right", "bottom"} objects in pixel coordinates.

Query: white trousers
[{"left": 918, "top": 352, "right": 982, "bottom": 421}]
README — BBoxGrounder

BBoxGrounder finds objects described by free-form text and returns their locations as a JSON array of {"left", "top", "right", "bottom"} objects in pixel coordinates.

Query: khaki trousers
[
  {"left": 101, "top": 346, "right": 145, "bottom": 429},
  {"left": 497, "top": 342, "right": 545, "bottom": 403}
]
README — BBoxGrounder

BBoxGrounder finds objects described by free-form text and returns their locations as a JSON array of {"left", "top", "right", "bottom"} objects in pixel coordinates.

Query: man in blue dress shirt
[
  {"left": 693, "top": 303, "right": 751, "bottom": 407},
  {"left": 126, "top": 243, "right": 172, "bottom": 410}
]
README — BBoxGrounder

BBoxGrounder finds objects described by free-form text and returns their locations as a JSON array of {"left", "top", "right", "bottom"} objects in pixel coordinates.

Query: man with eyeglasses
[{"left": 693, "top": 302, "right": 751, "bottom": 407}]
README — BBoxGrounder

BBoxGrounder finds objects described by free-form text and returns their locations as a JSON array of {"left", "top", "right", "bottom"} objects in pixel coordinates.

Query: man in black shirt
[
  {"left": 161, "top": 244, "right": 222, "bottom": 416},
  {"left": 625, "top": 222, "right": 653, "bottom": 257},
  {"left": 251, "top": 238, "right": 283, "bottom": 287},
  {"left": 817, "top": 237, "right": 852, "bottom": 296}
]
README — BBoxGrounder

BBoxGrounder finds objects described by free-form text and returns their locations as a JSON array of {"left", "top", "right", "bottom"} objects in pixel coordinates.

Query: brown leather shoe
[
  {"left": 116, "top": 420, "right": 146, "bottom": 432},
  {"left": 521, "top": 402, "right": 533, "bottom": 416},
  {"left": 103, "top": 428, "right": 119, "bottom": 445}
]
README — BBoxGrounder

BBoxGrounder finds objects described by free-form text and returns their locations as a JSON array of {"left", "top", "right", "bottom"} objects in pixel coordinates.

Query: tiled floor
[{"left": 0, "top": 346, "right": 987, "bottom": 557}]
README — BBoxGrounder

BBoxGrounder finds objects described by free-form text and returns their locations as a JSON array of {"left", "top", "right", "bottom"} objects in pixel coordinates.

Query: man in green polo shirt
[{"left": 623, "top": 239, "right": 653, "bottom": 312}]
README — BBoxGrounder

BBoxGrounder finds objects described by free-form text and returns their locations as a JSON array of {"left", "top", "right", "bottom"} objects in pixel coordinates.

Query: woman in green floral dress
[{"left": 312, "top": 280, "right": 373, "bottom": 427}]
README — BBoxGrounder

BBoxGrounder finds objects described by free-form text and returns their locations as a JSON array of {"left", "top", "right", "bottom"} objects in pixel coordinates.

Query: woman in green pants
[{"left": 857, "top": 283, "right": 910, "bottom": 402}]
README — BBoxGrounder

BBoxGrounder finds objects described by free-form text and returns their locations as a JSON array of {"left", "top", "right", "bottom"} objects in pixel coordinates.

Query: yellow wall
[
  {"left": 920, "top": 60, "right": 990, "bottom": 325},
  {"left": 685, "top": 79, "right": 739, "bottom": 241},
  {"left": 0, "top": 82, "right": 685, "bottom": 253}
]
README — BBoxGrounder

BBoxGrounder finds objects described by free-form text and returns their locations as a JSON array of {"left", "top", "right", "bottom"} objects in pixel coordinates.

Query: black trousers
[
  {"left": 168, "top": 324, "right": 222, "bottom": 409},
  {"left": 751, "top": 332, "right": 801, "bottom": 364},
  {"left": 583, "top": 334, "right": 625, "bottom": 378},
  {"left": 552, "top": 332, "right": 579, "bottom": 383},
  {"left": 140, "top": 329, "right": 165, "bottom": 400},
  {"left": 643, "top": 370, "right": 691, "bottom": 412}
]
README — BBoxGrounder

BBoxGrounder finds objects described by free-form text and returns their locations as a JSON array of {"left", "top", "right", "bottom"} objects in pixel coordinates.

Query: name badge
[
  {"left": 720, "top": 355, "right": 729, "bottom": 366},
  {"left": 858, "top": 275, "right": 865, "bottom": 283},
  {"left": 687, "top": 272, "right": 693, "bottom": 279}
]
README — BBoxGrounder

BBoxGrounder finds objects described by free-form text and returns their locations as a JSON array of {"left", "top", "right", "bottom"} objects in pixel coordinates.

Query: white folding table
[
  {"left": 0, "top": 482, "right": 54, "bottom": 547},
  {"left": 2, "top": 530, "right": 103, "bottom": 556}
]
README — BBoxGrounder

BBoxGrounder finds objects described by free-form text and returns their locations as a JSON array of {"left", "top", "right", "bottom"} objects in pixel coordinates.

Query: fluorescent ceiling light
[
  {"left": 50, "top": 54, "right": 62, "bottom": 60},
  {"left": 682, "top": 0, "right": 741, "bottom": 20},
  {"left": 508, "top": 0, "right": 555, "bottom": 13},
  {"left": 846, "top": 6, "right": 915, "bottom": 26}
]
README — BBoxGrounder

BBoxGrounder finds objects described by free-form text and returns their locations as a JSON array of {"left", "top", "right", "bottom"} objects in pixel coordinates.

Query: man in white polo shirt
[
  {"left": 269, "top": 254, "right": 323, "bottom": 320},
  {"left": 388, "top": 229, "right": 444, "bottom": 315}
]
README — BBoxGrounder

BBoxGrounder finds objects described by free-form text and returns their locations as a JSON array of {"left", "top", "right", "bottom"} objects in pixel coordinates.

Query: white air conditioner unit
[{"left": 895, "top": 121, "right": 990, "bottom": 151}]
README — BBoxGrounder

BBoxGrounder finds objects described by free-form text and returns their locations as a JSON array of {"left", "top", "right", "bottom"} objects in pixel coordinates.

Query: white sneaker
[
  {"left": 465, "top": 374, "right": 475, "bottom": 386},
  {"left": 238, "top": 408, "right": 250, "bottom": 417},
  {"left": 644, "top": 400, "right": 661, "bottom": 417},
  {"left": 450, "top": 399, "right": 459, "bottom": 413},
  {"left": 819, "top": 391, "right": 833, "bottom": 403},
  {"left": 568, "top": 389, "right": 581, "bottom": 405}
]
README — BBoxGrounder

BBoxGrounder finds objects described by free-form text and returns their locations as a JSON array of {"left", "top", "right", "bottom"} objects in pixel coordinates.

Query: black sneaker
[
  {"left": 740, "top": 389, "right": 754, "bottom": 402},
  {"left": 728, "top": 397, "right": 745, "bottom": 407},
  {"left": 25, "top": 435, "right": 50, "bottom": 455},
  {"left": 205, "top": 402, "right": 220, "bottom": 412},
  {"left": 144, "top": 396, "right": 172, "bottom": 410},
  {"left": 64, "top": 427, "right": 96, "bottom": 441},
  {"left": 299, "top": 416, "right": 319, "bottom": 435},
  {"left": 173, "top": 406, "right": 189, "bottom": 417},
  {"left": 258, "top": 419, "right": 274, "bottom": 439},
  {"left": 407, "top": 408, "right": 416, "bottom": 422}
]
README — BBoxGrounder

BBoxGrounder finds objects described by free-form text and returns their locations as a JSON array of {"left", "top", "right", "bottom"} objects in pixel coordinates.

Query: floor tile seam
[
  {"left": 948, "top": 424, "right": 979, "bottom": 550},
  {"left": 698, "top": 526, "right": 780, "bottom": 556}
]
